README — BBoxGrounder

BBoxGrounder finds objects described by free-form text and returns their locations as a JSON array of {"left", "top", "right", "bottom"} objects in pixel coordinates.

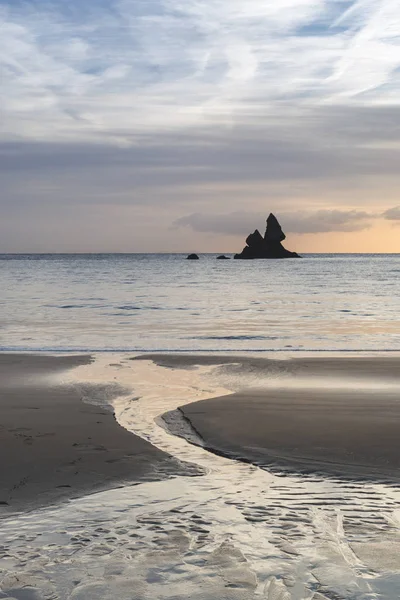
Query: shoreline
[
  {"left": 147, "top": 353, "right": 400, "bottom": 483},
  {"left": 0, "top": 353, "right": 199, "bottom": 515}
]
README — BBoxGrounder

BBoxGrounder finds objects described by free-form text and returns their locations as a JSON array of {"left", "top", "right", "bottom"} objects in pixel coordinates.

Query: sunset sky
[{"left": 1, "top": 0, "right": 400, "bottom": 253}]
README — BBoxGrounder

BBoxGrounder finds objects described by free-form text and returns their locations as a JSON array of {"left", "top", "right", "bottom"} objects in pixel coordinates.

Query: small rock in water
[
  {"left": 186, "top": 254, "right": 200, "bottom": 260},
  {"left": 216, "top": 255, "right": 230, "bottom": 260}
]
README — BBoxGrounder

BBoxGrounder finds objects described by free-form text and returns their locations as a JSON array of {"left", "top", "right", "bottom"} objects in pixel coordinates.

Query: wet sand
[
  {"left": 136, "top": 354, "right": 400, "bottom": 481},
  {"left": 3, "top": 352, "right": 399, "bottom": 514},
  {"left": 180, "top": 388, "right": 400, "bottom": 480},
  {"left": 134, "top": 353, "right": 400, "bottom": 381},
  {"left": 0, "top": 354, "right": 196, "bottom": 514},
  {"left": 2, "top": 354, "right": 400, "bottom": 600}
]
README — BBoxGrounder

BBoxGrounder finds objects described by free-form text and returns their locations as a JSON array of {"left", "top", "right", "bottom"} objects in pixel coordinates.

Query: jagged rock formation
[
  {"left": 187, "top": 253, "right": 199, "bottom": 260},
  {"left": 234, "top": 214, "right": 300, "bottom": 259}
]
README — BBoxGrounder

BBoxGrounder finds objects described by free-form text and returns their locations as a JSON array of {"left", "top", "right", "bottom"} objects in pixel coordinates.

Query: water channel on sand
[{"left": 1, "top": 355, "right": 400, "bottom": 600}]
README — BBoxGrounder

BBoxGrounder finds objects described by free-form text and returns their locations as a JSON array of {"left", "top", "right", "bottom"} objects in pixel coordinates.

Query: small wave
[
  {"left": 118, "top": 305, "right": 165, "bottom": 311},
  {"left": 117, "top": 306, "right": 192, "bottom": 312},
  {"left": 1, "top": 346, "right": 400, "bottom": 354},
  {"left": 105, "top": 312, "right": 139, "bottom": 317},
  {"left": 58, "top": 304, "right": 87, "bottom": 308},
  {"left": 195, "top": 335, "right": 278, "bottom": 341},
  {"left": 46, "top": 304, "right": 105, "bottom": 309},
  {"left": 60, "top": 304, "right": 87, "bottom": 309}
]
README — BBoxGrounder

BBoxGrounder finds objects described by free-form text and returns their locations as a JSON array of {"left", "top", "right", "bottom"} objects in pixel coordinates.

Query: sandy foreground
[
  {"left": 0, "top": 354, "right": 196, "bottom": 514},
  {"left": 1, "top": 353, "right": 400, "bottom": 599},
  {"left": 179, "top": 387, "right": 400, "bottom": 480},
  {"left": 1, "top": 352, "right": 400, "bottom": 515},
  {"left": 135, "top": 354, "right": 400, "bottom": 482}
]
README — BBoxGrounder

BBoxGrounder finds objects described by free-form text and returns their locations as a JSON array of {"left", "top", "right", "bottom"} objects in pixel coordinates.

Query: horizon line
[{"left": 1, "top": 252, "right": 399, "bottom": 256}]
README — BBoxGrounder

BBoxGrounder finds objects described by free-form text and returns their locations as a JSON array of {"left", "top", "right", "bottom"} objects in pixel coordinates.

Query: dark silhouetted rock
[
  {"left": 216, "top": 255, "right": 230, "bottom": 260},
  {"left": 234, "top": 214, "right": 300, "bottom": 259},
  {"left": 246, "top": 229, "right": 264, "bottom": 250},
  {"left": 264, "top": 213, "right": 286, "bottom": 243},
  {"left": 187, "top": 253, "right": 199, "bottom": 260}
]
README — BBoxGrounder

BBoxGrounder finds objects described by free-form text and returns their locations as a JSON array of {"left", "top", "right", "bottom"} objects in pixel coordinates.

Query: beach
[
  {"left": 2, "top": 352, "right": 400, "bottom": 511},
  {"left": 1, "top": 351, "right": 400, "bottom": 599},
  {"left": 0, "top": 354, "right": 197, "bottom": 514},
  {"left": 147, "top": 354, "right": 400, "bottom": 481}
]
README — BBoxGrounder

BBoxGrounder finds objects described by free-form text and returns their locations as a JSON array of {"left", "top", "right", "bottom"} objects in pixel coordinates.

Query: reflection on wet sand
[{"left": 1, "top": 353, "right": 400, "bottom": 599}]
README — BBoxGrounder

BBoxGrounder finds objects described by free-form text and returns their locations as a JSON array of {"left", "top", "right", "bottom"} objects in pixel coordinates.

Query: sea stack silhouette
[{"left": 234, "top": 213, "right": 300, "bottom": 259}]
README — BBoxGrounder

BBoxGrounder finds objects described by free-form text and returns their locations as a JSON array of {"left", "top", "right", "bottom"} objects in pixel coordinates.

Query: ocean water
[
  {"left": 1, "top": 253, "right": 399, "bottom": 353},
  {"left": 2, "top": 253, "right": 400, "bottom": 600}
]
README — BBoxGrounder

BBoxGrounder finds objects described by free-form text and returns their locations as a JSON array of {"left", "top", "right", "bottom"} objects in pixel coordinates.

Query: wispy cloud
[{"left": 1, "top": 0, "right": 400, "bottom": 143}]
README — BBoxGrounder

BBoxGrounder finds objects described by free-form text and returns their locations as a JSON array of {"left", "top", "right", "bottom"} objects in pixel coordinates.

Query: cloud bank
[
  {"left": 383, "top": 206, "right": 400, "bottom": 221},
  {"left": 174, "top": 208, "right": 396, "bottom": 236}
]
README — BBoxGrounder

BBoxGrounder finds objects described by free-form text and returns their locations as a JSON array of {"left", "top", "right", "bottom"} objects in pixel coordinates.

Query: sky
[{"left": 1, "top": 0, "right": 400, "bottom": 253}]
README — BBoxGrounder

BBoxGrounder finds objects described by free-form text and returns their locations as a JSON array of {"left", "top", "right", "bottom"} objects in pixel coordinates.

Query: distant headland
[{"left": 234, "top": 213, "right": 300, "bottom": 259}]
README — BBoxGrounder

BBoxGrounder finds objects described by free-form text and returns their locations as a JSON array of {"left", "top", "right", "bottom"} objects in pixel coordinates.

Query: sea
[
  {"left": 1, "top": 253, "right": 400, "bottom": 600},
  {"left": 1, "top": 253, "right": 399, "bottom": 353}
]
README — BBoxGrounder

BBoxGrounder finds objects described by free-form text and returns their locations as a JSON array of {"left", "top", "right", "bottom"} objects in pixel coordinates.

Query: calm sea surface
[{"left": 1, "top": 253, "right": 399, "bottom": 353}]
